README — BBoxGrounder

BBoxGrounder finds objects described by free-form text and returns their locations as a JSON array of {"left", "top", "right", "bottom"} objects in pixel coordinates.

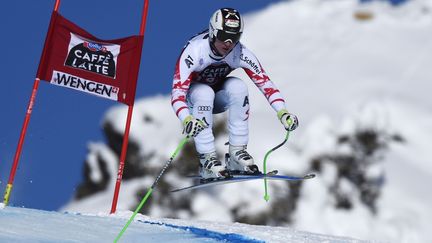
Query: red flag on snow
[{"left": 37, "top": 11, "right": 143, "bottom": 105}]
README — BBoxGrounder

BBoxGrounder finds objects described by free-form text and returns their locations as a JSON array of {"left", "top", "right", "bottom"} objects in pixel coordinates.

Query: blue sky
[{"left": 0, "top": 0, "right": 286, "bottom": 211}]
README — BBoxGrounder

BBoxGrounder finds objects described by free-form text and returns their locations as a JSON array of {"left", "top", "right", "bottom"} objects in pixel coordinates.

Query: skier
[{"left": 171, "top": 8, "right": 298, "bottom": 179}]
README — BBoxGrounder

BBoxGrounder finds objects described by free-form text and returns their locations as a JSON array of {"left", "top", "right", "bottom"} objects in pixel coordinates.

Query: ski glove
[
  {"left": 183, "top": 115, "right": 208, "bottom": 137},
  {"left": 277, "top": 109, "right": 299, "bottom": 131}
]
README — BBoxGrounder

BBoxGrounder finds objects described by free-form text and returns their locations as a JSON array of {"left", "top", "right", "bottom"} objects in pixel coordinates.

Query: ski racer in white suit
[{"left": 171, "top": 8, "right": 299, "bottom": 179}]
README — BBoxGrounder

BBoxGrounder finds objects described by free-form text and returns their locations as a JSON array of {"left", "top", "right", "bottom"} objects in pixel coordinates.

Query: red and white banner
[{"left": 37, "top": 11, "right": 143, "bottom": 105}]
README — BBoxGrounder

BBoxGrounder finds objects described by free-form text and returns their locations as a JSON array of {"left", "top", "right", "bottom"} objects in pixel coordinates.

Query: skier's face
[{"left": 213, "top": 39, "right": 235, "bottom": 56}]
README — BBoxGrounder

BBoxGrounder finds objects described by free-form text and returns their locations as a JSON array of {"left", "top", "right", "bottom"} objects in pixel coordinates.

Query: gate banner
[{"left": 37, "top": 11, "right": 143, "bottom": 105}]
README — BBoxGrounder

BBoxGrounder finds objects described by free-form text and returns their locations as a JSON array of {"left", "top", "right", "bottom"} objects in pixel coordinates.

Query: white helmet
[{"left": 209, "top": 8, "right": 243, "bottom": 44}]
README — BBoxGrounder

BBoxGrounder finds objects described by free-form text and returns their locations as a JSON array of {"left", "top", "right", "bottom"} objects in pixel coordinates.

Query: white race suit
[{"left": 171, "top": 31, "right": 287, "bottom": 154}]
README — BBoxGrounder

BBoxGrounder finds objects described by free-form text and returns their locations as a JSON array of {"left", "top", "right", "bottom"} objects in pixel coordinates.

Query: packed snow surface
[{"left": 0, "top": 204, "right": 365, "bottom": 242}]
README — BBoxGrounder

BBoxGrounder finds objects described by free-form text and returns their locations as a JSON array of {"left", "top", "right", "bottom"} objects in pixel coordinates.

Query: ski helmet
[{"left": 209, "top": 8, "right": 243, "bottom": 45}]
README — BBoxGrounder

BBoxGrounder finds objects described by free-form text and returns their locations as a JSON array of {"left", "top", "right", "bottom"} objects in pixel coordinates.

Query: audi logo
[{"left": 198, "top": 106, "right": 211, "bottom": 111}]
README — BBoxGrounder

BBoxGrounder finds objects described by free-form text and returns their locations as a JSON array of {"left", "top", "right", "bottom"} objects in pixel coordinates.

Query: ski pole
[
  {"left": 263, "top": 131, "right": 290, "bottom": 202},
  {"left": 114, "top": 136, "right": 189, "bottom": 243}
]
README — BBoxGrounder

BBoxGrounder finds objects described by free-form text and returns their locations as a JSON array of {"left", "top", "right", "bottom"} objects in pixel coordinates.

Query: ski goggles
[{"left": 216, "top": 30, "right": 242, "bottom": 44}]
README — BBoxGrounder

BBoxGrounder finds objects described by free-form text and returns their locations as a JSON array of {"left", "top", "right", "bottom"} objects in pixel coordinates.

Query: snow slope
[
  {"left": 0, "top": 204, "right": 364, "bottom": 243},
  {"left": 61, "top": 0, "right": 432, "bottom": 242}
]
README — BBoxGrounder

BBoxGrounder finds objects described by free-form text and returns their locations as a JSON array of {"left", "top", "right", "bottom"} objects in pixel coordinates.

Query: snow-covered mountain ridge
[{"left": 62, "top": 0, "right": 432, "bottom": 242}]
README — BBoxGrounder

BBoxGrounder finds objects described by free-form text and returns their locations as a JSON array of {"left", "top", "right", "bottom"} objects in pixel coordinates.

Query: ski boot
[
  {"left": 199, "top": 151, "right": 230, "bottom": 183},
  {"left": 225, "top": 145, "right": 260, "bottom": 175}
]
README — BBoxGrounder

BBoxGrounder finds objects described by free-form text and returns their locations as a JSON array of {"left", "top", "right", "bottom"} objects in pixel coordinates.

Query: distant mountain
[{"left": 62, "top": 0, "right": 432, "bottom": 242}]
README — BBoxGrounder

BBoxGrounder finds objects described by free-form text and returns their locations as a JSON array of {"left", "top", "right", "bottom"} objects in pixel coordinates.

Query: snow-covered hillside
[
  {"left": 0, "top": 204, "right": 366, "bottom": 242},
  {"left": 62, "top": 0, "right": 432, "bottom": 242}
]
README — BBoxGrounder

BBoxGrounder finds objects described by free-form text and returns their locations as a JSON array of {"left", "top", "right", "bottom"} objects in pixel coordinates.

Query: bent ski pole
[
  {"left": 114, "top": 136, "right": 189, "bottom": 243},
  {"left": 263, "top": 131, "right": 290, "bottom": 202}
]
